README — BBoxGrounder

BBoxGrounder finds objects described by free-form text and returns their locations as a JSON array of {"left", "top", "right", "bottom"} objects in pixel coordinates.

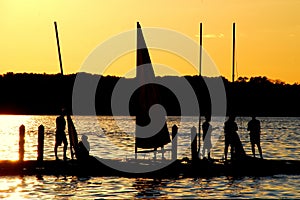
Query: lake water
[{"left": 0, "top": 115, "right": 299, "bottom": 199}]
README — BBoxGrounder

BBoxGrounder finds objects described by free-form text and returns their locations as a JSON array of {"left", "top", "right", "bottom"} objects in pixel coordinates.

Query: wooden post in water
[
  {"left": 37, "top": 125, "right": 44, "bottom": 162},
  {"left": 172, "top": 125, "right": 178, "bottom": 160},
  {"left": 191, "top": 126, "right": 198, "bottom": 163},
  {"left": 19, "top": 125, "right": 25, "bottom": 162}
]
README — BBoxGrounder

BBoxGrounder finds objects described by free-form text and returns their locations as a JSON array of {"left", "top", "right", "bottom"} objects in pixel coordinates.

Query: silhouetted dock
[
  {"left": 9, "top": 123, "right": 300, "bottom": 178},
  {"left": 1, "top": 157, "right": 300, "bottom": 178}
]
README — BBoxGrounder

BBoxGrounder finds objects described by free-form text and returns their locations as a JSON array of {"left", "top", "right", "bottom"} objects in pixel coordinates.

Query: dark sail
[
  {"left": 135, "top": 22, "right": 171, "bottom": 149},
  {"left": 67, "top": 114, "right": 79, "bottom": 159}
]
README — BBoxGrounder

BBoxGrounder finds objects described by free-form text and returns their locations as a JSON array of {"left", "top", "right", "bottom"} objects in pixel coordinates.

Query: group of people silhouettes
[
  {"left": 54, "top": 109, "right": 90, "bottom": 161},
  {"left": 202, "top": 115, "right": 263, "bottom": 160},
  {"left": 54, "top": 108, "right": 262, "bottom": 161}
]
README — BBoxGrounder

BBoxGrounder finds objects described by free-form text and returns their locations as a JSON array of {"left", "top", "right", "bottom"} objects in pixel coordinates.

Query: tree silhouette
[{"left": 0, "top": 72, "right": 299, "bottom": 116}]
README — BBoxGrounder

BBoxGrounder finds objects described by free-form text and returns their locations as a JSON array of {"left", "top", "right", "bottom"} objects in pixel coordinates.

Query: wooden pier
[
  {"left": 0, "top": 124, "right": 297, "bottom": 178},
  {"left": 1, "top": 157, "right": 300, "bottom": 178}
]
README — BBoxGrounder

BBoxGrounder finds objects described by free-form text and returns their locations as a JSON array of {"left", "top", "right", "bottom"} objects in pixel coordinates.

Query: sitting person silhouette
[{"left": 77, "top": 134, "right": 90, "bottom": 161}]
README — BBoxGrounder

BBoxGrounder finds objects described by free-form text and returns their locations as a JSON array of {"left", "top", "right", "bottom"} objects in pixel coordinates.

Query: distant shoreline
[{"left": 0, "top": 72, "right": 299, "bottom": 117}]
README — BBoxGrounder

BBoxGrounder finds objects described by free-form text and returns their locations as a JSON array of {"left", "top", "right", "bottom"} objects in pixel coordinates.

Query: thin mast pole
[
  {"left": 54, "top": 21, "right": 75, "bottom": 159},
  {"left": 198, "top": 22, "right": 203, "bottom": 156},
  {"left": 54, "top": 21, "right": 64, "bottom": 75},
  {"left": 232, "top": 22, "right": 235, "bottom": 82},
  {"left": 199, "top": 22, "right": 203, "bottom": 77}
]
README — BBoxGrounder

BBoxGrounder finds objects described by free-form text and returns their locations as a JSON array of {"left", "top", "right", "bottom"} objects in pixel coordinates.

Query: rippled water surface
[{"left": 0, "top": 115, "right": 299, "bottom": 198}]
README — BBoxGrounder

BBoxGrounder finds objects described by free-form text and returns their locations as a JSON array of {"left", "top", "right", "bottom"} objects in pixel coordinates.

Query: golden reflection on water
[
  {"left": 0, "top": 115, "right": 59, "bottom": 161},
  {"left": 0, "top": 115, "right": 34, "bottom": 160},
  {"left": 0, "top": 175, "right": 299, "bottom": 199},
  {"left": 0, "top": 116, "right": 299, "bottom": 198},
  {"left": 0, "top": 115, "right": 299, "bottom": 161},
  {"left": 0, "top": 176, "right": 23, "bottom": 199}
]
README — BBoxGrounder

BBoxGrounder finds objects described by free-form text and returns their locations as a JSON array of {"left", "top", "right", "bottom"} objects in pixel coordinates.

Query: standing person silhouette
[
  {"left": 247, "top": 116, "right": 263, "bottom": 159},
  {"left": 202, "top": 115, "right": 212, "bottom": 160},
  {"left": 224, "top": 115, "right": 238, "bottom": 161},
  {"left": 54, "top": 109, "right": 68, "bottom": 161}
]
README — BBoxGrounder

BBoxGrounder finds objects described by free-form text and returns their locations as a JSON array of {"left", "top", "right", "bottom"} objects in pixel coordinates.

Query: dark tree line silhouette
[{"left": 0, "top": 72, "right": 299, "bottom": 116}]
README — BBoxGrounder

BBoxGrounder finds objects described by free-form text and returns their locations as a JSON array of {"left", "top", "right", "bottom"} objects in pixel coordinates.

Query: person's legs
[
  {"left": 63, "top": 144, "right": 67, "bottom": 160},
  {"left": 55, "top": 133, "right": 63, "bottom": 160},
  {"left": 257, "top": 143, "right": 263, "bottom": 159},
  {"left": 251, "top": 143, "right": 256, "bottom": 157},
  {"left": 54, "top": 144, "right": 59, "bottom": 160},
  {"left": 230, "top": 144, "right": 234, "bottom": 159},
  {"left": 62, "top": 135, "right": 68, "bottom": 160},
  {"left": 224, "top": 144, "right": 228, "bottom": 160}
]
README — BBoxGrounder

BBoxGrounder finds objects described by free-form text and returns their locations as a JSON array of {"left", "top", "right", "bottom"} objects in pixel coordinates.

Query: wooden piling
[
  {"left": 37, "top": 125, "right": 44, "bottom": 162},
  {"left": 172, "top": 125, "right": 178, "bottom": 160},
  {"left": 191, "top": 126, "right": 198, "bottom": 163},
  {"left": 19, "top": 125, "right": 25, "bottom": 162}
]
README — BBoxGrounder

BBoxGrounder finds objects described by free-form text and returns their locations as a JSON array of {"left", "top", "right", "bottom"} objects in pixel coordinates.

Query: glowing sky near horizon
[{"left": 0, "top": 0, "right": 299, "bottom": 83}]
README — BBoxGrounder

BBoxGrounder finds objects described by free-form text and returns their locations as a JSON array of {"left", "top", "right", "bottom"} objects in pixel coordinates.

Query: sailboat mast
[
  {"left": 199, "top": 23, "right": 203, "bottom": 76},
  {"left": 54, "top": 21, "right": 64, "bottom": 75},
  {"left": 198, "top": 22, "right": 203, "bottom": 155},
  {"left": 53, "top": 21, "right": 79, "bottom": 160},
  {"left": 232, "top": 22, "right": 236, "bottom": 82}
]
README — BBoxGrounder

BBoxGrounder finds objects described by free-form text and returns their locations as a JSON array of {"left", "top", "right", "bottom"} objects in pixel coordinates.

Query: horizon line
[{"left": 0, "top": 71, "right": 299, "bottom": 85}]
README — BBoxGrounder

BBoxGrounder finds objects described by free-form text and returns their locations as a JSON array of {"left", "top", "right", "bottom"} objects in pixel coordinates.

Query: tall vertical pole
[
  {"left": 54, "top": 21, "right": 65, "bottom": 108},
  {"left": 232, "top": 22, "right": 236, "bottom": 82},
  {"left": 198, "top": 23, "right": 203, "bottom": 156},
  {"left": 54, "top": 21, "right": 64, "bottom": 76},
  {"left": 199, "top": 23, "right": 203, "bottom": 77},
  {"left": 54, "top": 21, "right": 70, "bottom": 158}
]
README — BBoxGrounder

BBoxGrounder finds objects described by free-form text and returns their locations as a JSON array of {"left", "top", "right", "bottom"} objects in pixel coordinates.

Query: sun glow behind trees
[{"left": 0, "top": 0, "right": 299, "bottom": 83}]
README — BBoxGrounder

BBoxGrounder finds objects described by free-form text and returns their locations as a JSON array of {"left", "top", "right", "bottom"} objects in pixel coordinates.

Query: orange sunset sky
[{"left": 0, "top": 0, "right": 299, "bottom": 83}]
